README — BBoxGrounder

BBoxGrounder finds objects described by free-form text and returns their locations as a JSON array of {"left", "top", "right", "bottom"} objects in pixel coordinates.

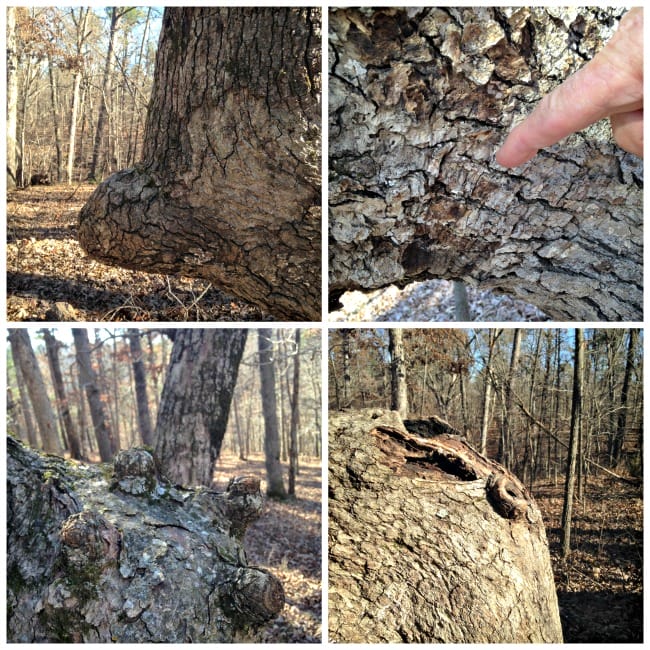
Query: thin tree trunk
[
  {"left": 388, "top": 329, "right": 408, "bottom": 417},
  {"left": 47, "top": 54, "right": 63, "bottom": 182},
  {"left": 13, "top": 356, "right": 39, "bottom": 448},
  {"left": 72, "top": 328, "right": 113, "bottom": 462},
  {"left": 7, "top": 7, "right": 19, "bottom": 188},
  {"left": 258, "top": 329, "right": 287, "bottom": 499},
  {"left": 127, "top": 329, "right": 154, "bottom": 446},
  {"left": 480, "top": 330, "right": 500, "bottom": 455},
  {"left": 498, "top": 329, "right": 521, "bottom": 469},
  {"left": 42, "top": 329, "right": 82, "bottom": 459},
  {"left": 288, "top": 329, "right": 301, "bottom": 495},
  {"left": 561, "top": 329, "right": 585, "bottom": 558},
  {"left": 8, "top": 329, "right": 62, "bottom": 454},
  {"left": 614, "top": 329, "right": 638, "bottom": 465}
]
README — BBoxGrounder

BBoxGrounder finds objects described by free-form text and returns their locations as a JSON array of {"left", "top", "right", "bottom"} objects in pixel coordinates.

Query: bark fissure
[{"left": 329, "top": 7, "right": 642, "bottom": 320}]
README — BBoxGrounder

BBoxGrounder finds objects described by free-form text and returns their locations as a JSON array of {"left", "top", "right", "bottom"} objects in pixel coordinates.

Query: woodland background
[
  {"left": 6, "top": 327, "right": 322, "bottom": 642},
  {"left": 329, "top": 328, "right": 642, "bottom": 642}
]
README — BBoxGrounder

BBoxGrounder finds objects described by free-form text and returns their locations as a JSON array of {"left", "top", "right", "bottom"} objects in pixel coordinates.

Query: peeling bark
[
  {"left": 329, "top": 7, "right": 642, "bottom": 321},
  {"left": 79, "top": 8, "right": 321, "bottom": 321},
  {"left": 329, "top": 409, "right": 562, "bottom": 643},
  {"left": 7, "top": 439, "right": 284, "bottom": 642}
]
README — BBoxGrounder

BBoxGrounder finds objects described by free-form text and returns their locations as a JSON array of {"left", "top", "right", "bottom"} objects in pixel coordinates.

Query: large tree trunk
[
  {"left": 8, "top": 330, "right": 62, "bottom": 454},
  {"left": 154, "top": 329, "right": 247, "bottom": 487},
  {"left": 79, "top": 8, "right": 321, "bottom": 321},
  {"left": 329, "top": 409, "right": 563, "bottom": 643},
  {"left": 7, "top": 438, "right": 284, "bottom": 642},
  {"left": 328, "top": 7, "right": 642, "bottom": 321}
]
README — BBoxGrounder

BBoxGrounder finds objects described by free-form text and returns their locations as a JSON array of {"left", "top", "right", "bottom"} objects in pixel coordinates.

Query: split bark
[
  {"left": 329, "top": 7, "right": 643, "bottom": 320},
  {"left": 79, "top": 8, "right": 321, "bottom": 321},
  {"left": 7, "top": 438, "right": 284, "bottom": 642},
  {"left": 329, "top": 408, "right": 563, "bottom": 643}
]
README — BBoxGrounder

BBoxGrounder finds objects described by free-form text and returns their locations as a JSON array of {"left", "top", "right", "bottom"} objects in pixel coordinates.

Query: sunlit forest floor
[
  {"left": 214, "top": 452, "right": 322, "bottom": 643},
  {"left": 7, "top": 184, "right": 269, "bottom": 321},
  {"left": 534, "top": 475, "right": 642, "bottom": 642}
]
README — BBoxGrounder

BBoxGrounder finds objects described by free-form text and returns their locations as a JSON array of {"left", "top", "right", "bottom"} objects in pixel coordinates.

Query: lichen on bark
[
  {"left": 7, "top": 438, "right": 284, "bottom": 642},
  {"left": 329, "top": 7, "right": 642, "bottom": 321}
]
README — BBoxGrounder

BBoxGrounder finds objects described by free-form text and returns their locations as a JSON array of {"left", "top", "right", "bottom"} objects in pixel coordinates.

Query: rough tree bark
[
  {"left": 329, "top": 7, "right": 642, "bottom": 321},
  {"left": 329, "top": 408, "right": 563, "bottom": 643},
  {"left": 79, "top": 8, "right": 321, "bottom": 321},
  {"left": 7, "top": 438, "right": 284, "bottom": 642},
  {"left": 154, "top": 329, "right": 248, "bottom": 487}
]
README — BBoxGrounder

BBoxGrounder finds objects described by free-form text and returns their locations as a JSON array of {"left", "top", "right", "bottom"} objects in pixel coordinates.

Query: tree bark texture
[
  {"left": 127, "top": 329, "right": 154, "bottom": 447},
  {"left": 258, "top": 329, "right": 287, "bottom": 498},
  {"left": 329, "top": 8, "right": 642, "bottom": 321},
  {"left": 388, "top": 328, "right": 408, "bottom": 416},
  {"left": 329, "top": 408, "right": 563, "bottom": 643},
  {"left": 79, "top": 8, "right": 321, "bottom": 321},
  {"left": 8, "top": 329, "right": 62, "bottom": 455},
  {"left": 154, "top": 329, "right": 247, "bottom": 487},
  {"left": 7, "top": 438, "right": 284, "bottom": 642}
]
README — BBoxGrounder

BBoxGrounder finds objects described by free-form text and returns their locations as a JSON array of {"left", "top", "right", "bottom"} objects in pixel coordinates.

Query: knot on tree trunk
[
  {"left": 60, "top": 511, "right": 121, "bottom": 565},
  {"left": 224, "top": 567, "right": 285, "bottom": 625},
  {"left": 485, "top": 472, "right": 529, "bottom": 521},
  {"left": 112, "top": 447, "right": 160, "bottom": 496}
]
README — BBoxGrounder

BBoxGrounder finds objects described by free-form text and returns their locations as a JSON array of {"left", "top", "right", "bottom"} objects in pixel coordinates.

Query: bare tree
[
  {"left": 388, "top": 329, "right": 408, "bottom": 417},
  {"left": 258, "top": 329, "right": 287, "bottom": 499},
  {"left": 288, "top": 329, "right": 301, "bottom": 496},
  {"left": 7, "top": 8, "right": 19, "bottom": 188},
  {"left": 8, "top": 329, "right": 61, "bottom": 454},
  {"left": 127, "top": 329, "right": 153, "bottom": 446},
  {"left": 72, "top": 328, "right": 114, "bottom": 462}
]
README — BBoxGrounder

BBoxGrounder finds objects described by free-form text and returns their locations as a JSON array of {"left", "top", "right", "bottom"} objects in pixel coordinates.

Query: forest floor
[
  {"left": 533, "top": 475, "right": 643, "bottom": 643},
  {"left": 7, "top": 184, "right": 269, "bottom": 321},
  {"left": 213, "top": 452, "right": 322, "bottom": 643}
]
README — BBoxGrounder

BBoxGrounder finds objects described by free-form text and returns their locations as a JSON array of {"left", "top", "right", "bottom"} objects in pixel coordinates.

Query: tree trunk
[
  {"left": 7, "top": 7, "right": 19, "bottom": 189},
  {"left": 88, "top": 7, "right": 123, "bottom": 181},
  {"left": 79, "top": 8, "right": 321, "bottom": 321},
  {"left": 498, "top": 328, "right": 521, "bottom": 468},
  {"left": 154, "top": 329, "right": 247, "bottom": 487},
  {"left": 614, "top": 329, "right": 638, "bottom": 464},
  {"left": 288, "top": 329, "right": 301, "bottom": 495},
  {"left": 12, "top": 353, "right": 39, "bottom": 449},
  {"left": 388, "top": 329, "right": 408, "bottom": 417},
  {"left": 127, "top": 329, "right": 154, "bottom": 446},
  {"left": 42, "top": 329, "right": 82, "bottom": 459},
  {"left": 8, "top": 329, "right": 62, "bottom": 454},
  {"left": 47, "top": 53, "right": 63, "bottom": 182},
  {"left": 328, "top": 7, "right": 642, "bottom": 321},
  {"left": 72, "top": 329, "right": 114, "bottom": 462},
  {"left": 561, "top": 329, "right": 584, "bottom": 558},
  {"left": 329, "top": 409, "right": 563, "bottom": 643},
  {"left": 7, "top": 438, "right": 284, "bottom": 642},
  {"left": 479, "top": 329, "right": 500, "bottom": 455},
  {"left": 258, "top": 329, "right": 287, "bottom": 498}
]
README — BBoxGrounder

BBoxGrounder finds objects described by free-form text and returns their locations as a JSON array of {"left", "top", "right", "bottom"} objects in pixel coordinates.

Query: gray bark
[
  {"left": 258, "top": 329, "right": 287, "bottom": 498},
  {"left": 72, "top": 329, "right": 114, "bottom": 462},
  {"left": 154, "top": 329, "right": 248, "bottom": 487},
  {"left": 329, "top": 408, "right": 563, "bottom": 643},
  {"left": 8, "top": 329, "right": 62, "bottom": 454},
  {"left": 79, "top": 8, "right": 321, "bottom": 321},
  {"left": 7, "top": 438, "right": 284, "bottom": 642},
  {"left": 127, "top": 329, "right": 154, "bottom": 446},
  {"left": 388, "top": 329, "right": 408, "bottom": 417},
  {"left": 7, "top": 7, "right": 19, "bottom": 188},
  {"left": 329, "top": 7, "right": 642, "bottom": 321}
]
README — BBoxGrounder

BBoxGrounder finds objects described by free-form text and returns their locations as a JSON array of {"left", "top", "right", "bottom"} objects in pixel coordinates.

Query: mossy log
[{"left": 7, "top": 438, "right": 284, "bottom": 642}]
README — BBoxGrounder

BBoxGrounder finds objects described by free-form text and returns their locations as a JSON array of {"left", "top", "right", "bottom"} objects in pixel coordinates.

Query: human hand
[{"left": 496, "top": 7, "right": 643, "bottom": 168}]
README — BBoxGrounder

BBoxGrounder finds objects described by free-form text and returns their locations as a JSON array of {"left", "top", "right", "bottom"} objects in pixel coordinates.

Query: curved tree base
[
  {"left": 7, "top": 438, "right": 284, "bottom": 642},
  {"left": 329, "top": 409, "right": 563, "bottom": 643}
]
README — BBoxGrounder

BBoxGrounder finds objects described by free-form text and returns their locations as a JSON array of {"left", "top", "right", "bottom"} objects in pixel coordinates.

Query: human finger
[
  {"left": 610, "top": 109, "right": 644, "bottom": 158},
  {"left": 496, "top": 8, "right": 643, "bottom": 167}
]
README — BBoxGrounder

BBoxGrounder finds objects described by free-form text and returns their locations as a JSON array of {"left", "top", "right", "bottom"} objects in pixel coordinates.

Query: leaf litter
[{"left": 7, "top": 184, "right": 271, "bottom": 321}]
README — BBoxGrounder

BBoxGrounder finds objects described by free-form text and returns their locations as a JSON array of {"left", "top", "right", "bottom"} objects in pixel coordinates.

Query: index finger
[{"left": 496, "top": 8, "right": 643, "bottom": 167}]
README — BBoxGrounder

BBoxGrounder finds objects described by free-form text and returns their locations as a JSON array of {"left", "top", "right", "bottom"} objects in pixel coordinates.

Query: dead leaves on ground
[
  {"left": 7, "top": 184, "right": 269, "bottom": 321},
  {"left": 214, "top": 454, "right": 322, "bottom": 643}
]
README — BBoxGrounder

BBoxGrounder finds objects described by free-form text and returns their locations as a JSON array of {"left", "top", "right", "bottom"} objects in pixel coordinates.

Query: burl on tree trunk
[
  {"left": 7, "top": 437, "right": 284, "bottom": 642},
  {"left": 329, "top": 8, "right": 642, "bottom": 321},
  {"left": 79, "top": 8, "right": 321, "bottom": 321},
  {"left": 329, "top": 409, "right": 563, "bottom": 643}
]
